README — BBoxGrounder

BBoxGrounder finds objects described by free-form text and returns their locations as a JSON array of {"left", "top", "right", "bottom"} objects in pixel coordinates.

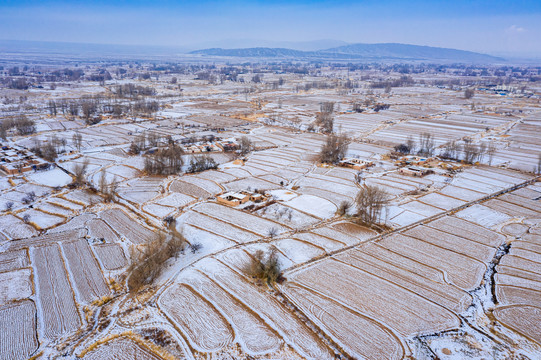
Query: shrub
[
  {"left": 127, "top": 232, "right": 186, "bottom": 293},
  {"left": 337, "top": 200, "right": 352, "bottom": 216},
  {"left": 4, "top": 201, "right": 14, "bottom": 212},
  {"left": 245, "top": 248, "right": 282, "bottom": 285},
  {"left": 267, "top": 227, "right": 278, "bottom": 238}
]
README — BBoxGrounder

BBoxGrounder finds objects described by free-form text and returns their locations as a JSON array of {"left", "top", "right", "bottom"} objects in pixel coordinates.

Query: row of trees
[
  {"left": 143, "top": 143, "right": 184, "bottom": 175},
  {"left": 0, "top": 115, "right": 36, "bottom": 139},
  {"left": 394, "top": 133, "right": 498, "bottom": 164}
]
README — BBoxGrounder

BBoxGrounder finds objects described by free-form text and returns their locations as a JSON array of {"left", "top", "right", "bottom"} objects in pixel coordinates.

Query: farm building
[
  {"left": 217, "top": 190, "right": 268, "bottom": 206},
  {"left": 0, "top": 145, "right": 47, "bottom": 175},
  {"left": 398, "top": 166, "right": 432, "bottom": 177},
  {"left": 338, "top": 158, "right": 374, "bottom": 171}
]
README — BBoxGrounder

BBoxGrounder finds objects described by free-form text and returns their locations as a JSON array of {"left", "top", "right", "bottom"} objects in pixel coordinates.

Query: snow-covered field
[{"left": 1, "top": 65, "right": 540, "bottom": 360}]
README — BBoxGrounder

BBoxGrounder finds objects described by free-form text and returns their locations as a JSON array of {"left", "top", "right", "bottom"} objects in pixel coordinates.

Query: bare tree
[
  {"left": 72, "top": 131, "right": 83, "bottom": 152},
  {"left": 41, "top": 142, "right": 57, "bottom": 162},
  {"left": 238, "top": 136, "right": 253, "bottom": 156},
  {"left": 4, "top": 201, "right": 14, "bottom": 212},
  {"left": 72, "top": 159, "right": 89, "bottom": 186},
  {"left": 441, "top": 141, "right": 460, "bottom": 160},
  {"left": 315, "top": 112, "right": 334, "bottom": 134},
  {"left": 144, "top": 143, "right": 184, "bottom": 175},
  {"left": 14, "top": 115, "right": 36, "bottom": 135},
  {"left": 418, "top": 132, "right": 435, "bottom": 156},
  {"left": 487, "top": 142, "right": 497, "bottom": 166},
  {"left": 318, "top": 133, "right": 349, "bottom": 164},
  {"left": 320, "top": 101, "right": 335, "bottom": 113},
  {"left": 462, "top": 142, "right": 480, "bottom": 164},
  {"left": 406, "top": 136, "right": 416, "bottom": 154},
  {"left": 464, "top": 88, "right": 474, "bottom": 99},
  {"left": 355, "top": 185, "right": 390, "bottom": 225}
]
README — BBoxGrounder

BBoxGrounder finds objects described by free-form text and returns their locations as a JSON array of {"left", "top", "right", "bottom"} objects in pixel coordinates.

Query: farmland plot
[
  {"left": 0, "top": 300, "right": 38, "bottom": 360},
  {"left": 155, "top": 192, "right": 195, "bottom": 208},
  {"left": 499, "top": 193, "right": 541, "bottom": 213},
  {"left": 293, "top": 232, "right": 347, "bottom": 252},
  {"left": 49, "top": 213, "right": 96, "bottom": 233},
  {"left": 192, "top": 169, "right": 237, "bottom": 183},
  {"left": 179, "top": 176, "right": 223, "bottom": 194},
  {"left": 36, "top": 202, "right": 74, "bottom": 217},
  {"left": 417, "top": 192, "right": 466, "bottom": 210},
  {"left": 337, "top": 246, "right": 470, "bottom": 312},
  {"left": 285, "top": 258, "right": 460, "bottom": 337},
  {"left": 99, "top": 209, "right": 156, "bottom": 244},
  {"left": 224, "top": 177, "right": 280, "bottom": 192},
  {"left": 118, "top": 189, "right": 159, "bottom": 205},
  {"left": 501, "top": 222, "right": 530, "bottom": 236},
  {"left": 221, "top": 167, "right": 252, "bottom": 179},
  {"left": 82, "top": 336, "right": 163, "bottom": 360},
  {"left": 312, "top": 225, "right": 367, "bottom": 246},
  {"left": 484, "top": 198, "right": 541, "bottom": 219},
  {"left": 428, "top": 216, "right": 505, "bottom": 247},
  {"left": 331, "top": 221, "right": 377, "bottom": 239},
  {"left": 496, "top": 286, "right": 541, "bottom": 308},
  {"left": 32, "top": 245, "right": 81, "bottom": 339},
  {"left": 170, "top": 179, "right": 211, "bottom": 199},
  {"left": 284, "top": 194, "right": 336, "bottom": 219},
  {"left": 197, "top": 257, "right": 335, "bottom": 359},
  {"left": 178, "top": 211, "right": 260, "bottom": 243},
  {"left": 0, "top": 268, "right": 33, "bottom": 305},
  {"left": 493, "top": 305, "right": 541, "bottom": 345},
  {"left": 62, "top": 239, "right": 110, "bottom": 303},
  {"left": 438, "top": 184, "right": 486, "bottom": 202},
  {"left": 274, "top": 238, "right": 326, "bottom": 264},
  {"left": 0, "top": 249, "right": 28, "bottom": 272},
  {"left": 378, "top": 234, "right": 486, "bottom": 290},
  {"left": 256, "top": 203, "right": 319, "bottom": 229},
  {"left": 180, "top": 225, "right": 237, "bottom": 253},
  {"left": 283, "top": 283, "right": 404, "bottom": 360},
  {"left": 8, "top": 228, "right": 85, "bottom": 251},
  {"left": 142, "top": 203, "right": 175, "bottom": 218},
  {"left": 159, "top": 283, "right": 234, "bottom": 352},
  {"left": 399, "top": 200, "right": 443, "bottom": 217},
  {"left": 93, "top": 243, "right": 127, "bottom": 270},
  {"left": 299, "top": 186, "right": 354, "bottom": 206},
  {"left": 297, "top": 176, "right": 358, "bottom": 198},
  {"left": 87, "top": 219, "right": 120, "bottom": 242},
  {"left": 456, "top": 204, "right": 512, "bottom": 228},
  {"left": 62, "top": 189, "right": 103, "bottom": 206},
  {"left": 404, "top": 225, "right": 497, "bottom": 262},
  {"left": 193, "top": 202, "right": 289, "bottom": 236},
  {"left": 0, "top": 214, "right": 39, "bottom": 239},
  {"left": 179, "top": 269, "right": 283, "bottom": 355},
  {"left": 17, "top": 209, "right": 65, "bottom": 230}
]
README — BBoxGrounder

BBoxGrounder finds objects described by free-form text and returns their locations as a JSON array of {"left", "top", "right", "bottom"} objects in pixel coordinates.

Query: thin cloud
[{"left": 506, "top": 25, "right": 526, "bottom": 34}]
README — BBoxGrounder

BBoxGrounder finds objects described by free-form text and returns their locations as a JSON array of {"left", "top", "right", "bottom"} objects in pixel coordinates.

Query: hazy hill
[{"left": 191, "top": 43, "right": 503, "bottom": 63}]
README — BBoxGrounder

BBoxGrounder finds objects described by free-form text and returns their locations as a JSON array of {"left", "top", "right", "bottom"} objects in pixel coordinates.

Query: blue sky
[{"left": 1, "top": 0, "right": 540, "bottom": 56}]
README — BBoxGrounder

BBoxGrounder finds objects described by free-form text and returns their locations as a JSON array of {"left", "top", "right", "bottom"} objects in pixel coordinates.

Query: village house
[
  {"left": 216, "top": 190, "right": 268, "bottom": 207},
  {"left": 338, "top": 158, "right": 374, "bottom": 171},
  {"left": 398, "top": 166, "right": 432, "bottom": 177},
  {"left": 0, "top": 145, "right": 47, "bottom": 175},
  {"left": 217, "top": 140, "right": 239, "bottom": 152}
]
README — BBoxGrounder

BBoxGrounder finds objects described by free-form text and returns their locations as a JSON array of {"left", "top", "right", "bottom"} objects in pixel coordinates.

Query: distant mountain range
[
  {"left": 190, "top": 43, "right": 503, "bottom": 63},
  {"left": 0, "top": 39, "right": 505, "bottom": 63}
]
